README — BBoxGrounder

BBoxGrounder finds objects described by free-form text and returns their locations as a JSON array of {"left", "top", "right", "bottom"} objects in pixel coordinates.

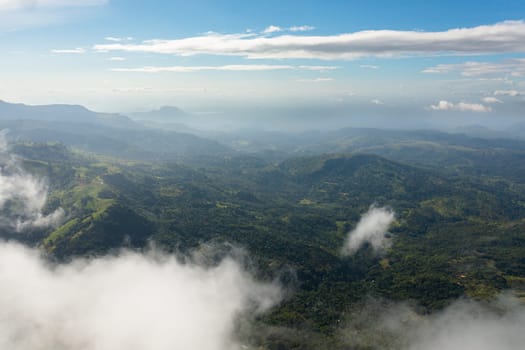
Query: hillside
[
  {"left": 4, "top": 141, "right": 525, "bottom": 349},
  {"left": 212, "top": 127, "right": 525, "bottom": 183}
]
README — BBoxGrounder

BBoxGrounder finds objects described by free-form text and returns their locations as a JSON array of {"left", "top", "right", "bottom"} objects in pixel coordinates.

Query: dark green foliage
[{"left": 4, "top": 138, "right": 525, "bottom": 349}]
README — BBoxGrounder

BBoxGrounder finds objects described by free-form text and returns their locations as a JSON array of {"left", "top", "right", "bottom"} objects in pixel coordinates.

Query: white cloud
[
  {"left": 342, "top": 206, "right": 395, "bottom": 256},
  {"left": 371, "top": 99, "right": 384, "bottom": 105},
  {"left": 422, "top": 59, "right": 525, "bottom": 77},
  {"left": 111, "top": 64, "right": 339, "bottom": 73},
  {"left": 0, "top": 0, "right": 107, "bottom": 11},
  {"left": 94, "top": 21, "right": 525, "bottom": 60},
  {"left": 297, "top": 65, "right": 340, "bottom": 71},
  {"left": 494, "top": 90, "right": 520, "bottom": 96},
  {"left": 0, "top": 242, "right": 281, "bottom": 350},
  {"left": 51, "top": 47, "right": 86, "bottom": 54},
  {"left": 481, "top": 97, "right": 503, "bottom": 104},
  {"left": 429, "top": 100, "right": 492, "bottom": 112},
  {"left": 360, "top": 65, "right": 379, "bottom": 69},
  {"left": 289, "top": 25, "right": 315, "bottom": 32},
  {"left": 105, "top": 36, "right": 133, "bottom": 42},
  {"left": 262, "top": 25, "right": 282, "bottom": 34},
  {"left": 421, "top": 68, "right": 442, "bottom": 74},
  {"left": 0, "top": 130, "right": 64, "bottom": 231},
  {"left": 108, "top": 56, "right": 126, "bottom": 61},
  {"left": 297, "top": 78, "right": 334, "bottom": 83}
]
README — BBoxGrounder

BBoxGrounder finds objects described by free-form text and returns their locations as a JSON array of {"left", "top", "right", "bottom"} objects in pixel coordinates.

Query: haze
[{"left": 0, "top": 0, "right": 524, "bottom": 131}]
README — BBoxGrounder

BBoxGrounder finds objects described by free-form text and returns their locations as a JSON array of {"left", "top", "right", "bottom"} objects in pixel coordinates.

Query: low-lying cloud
[
  {"left": 0, "top": 242, "right": 281, "bottom": 350},
  {"left": 341, "top": 296, "right": 525, "bottom": 350},
  {"left": 408, "top": 298, "right": 525, "bottom": 350},
  {"left": 0, "top": 130, "right": 64, "bottom": 231},
  {"left": 342, "top": 206, "right": 395, "bottom": 256}
]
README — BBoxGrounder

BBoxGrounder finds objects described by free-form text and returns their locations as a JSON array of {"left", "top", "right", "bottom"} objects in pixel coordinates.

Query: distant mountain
[
  {"left": 506, "top": 122, "right": 525, "bottom": 139},
  {"left": 211, "top": 127, "right": 525, "bottom": 182},
  {"left": 128, "top": 106, "right": 223, "bottom": 132},
  {"left": 128, "top": 106, "right": 191, "bottom": 123},
  {"left": 0, "top": 100, "right": 233, "bottom": 160},
  {"left": 454, "top": 125, "right": 515, "bottom": 139},
  {"left": 0, "top": 100, "right": 137, "bottom": 128}
]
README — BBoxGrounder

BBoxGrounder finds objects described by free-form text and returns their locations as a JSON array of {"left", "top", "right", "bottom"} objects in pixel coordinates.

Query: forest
[{"left": 1, "top": 104, "right": 524, "bottom": 348}]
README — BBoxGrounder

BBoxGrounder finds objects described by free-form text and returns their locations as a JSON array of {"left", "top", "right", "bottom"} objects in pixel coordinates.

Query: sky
[{"left": 0, "top": 0, "right": 524, "bottom": 127}]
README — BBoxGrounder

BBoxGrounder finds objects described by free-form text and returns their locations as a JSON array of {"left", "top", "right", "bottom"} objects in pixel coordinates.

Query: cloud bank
[
  {"left": 342, "top": 206, "right": 395, "bottom": 256},
  {"left": 0, "top": 242, "right": 281, "bottom": 350},
  {"left": 94, "top": 21, "right": 525, "bottom": 60},
  {"left": 0, "top": 131, "right": 63, "bottom": 231}
]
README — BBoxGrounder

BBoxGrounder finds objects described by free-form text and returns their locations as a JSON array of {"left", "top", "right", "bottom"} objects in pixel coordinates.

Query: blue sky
[{"left": 1, "top": 0, "right": 524, "bottom": 126}]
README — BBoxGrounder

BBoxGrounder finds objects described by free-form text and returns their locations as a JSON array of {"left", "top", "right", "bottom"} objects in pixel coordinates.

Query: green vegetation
[{"left": 4, "top": 136, "right": 525, "bottom": 349}]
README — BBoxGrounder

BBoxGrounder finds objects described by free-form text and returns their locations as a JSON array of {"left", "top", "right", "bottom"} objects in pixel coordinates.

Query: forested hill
[{"left": 4, "top": 141, "right": 525, "bottom": 348}]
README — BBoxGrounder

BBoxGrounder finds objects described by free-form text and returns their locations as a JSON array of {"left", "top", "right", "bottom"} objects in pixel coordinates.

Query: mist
[
  {"left": 0, "top": 242, "right": 282, "bottom": 350},
  {"left": 0, "top": 130, "right": 63, "bottom": 231},
  {"left": 340, "top": 296, "right": 525, "bottom": 350},
  {"left": 409, "top": 297, "right": 525, "bottom": 350},
  {"left": 341, "top": 206, "right": 395, "bottom": 256}
]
